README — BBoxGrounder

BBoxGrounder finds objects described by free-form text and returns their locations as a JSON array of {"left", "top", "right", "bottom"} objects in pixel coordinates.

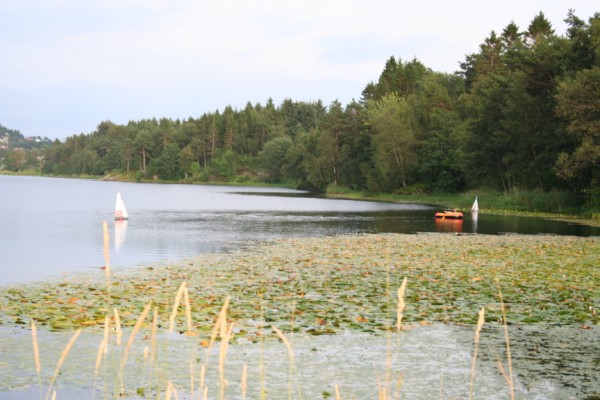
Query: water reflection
[
  {"left": 1, "top": 175, "right": 599, "bottom": 285},
  {"left": 114, "top": 219, "right": 128, "bottom": 251},
  {"left": 472, "top": 212, "right": 478, "bottom": 233},
  {"left": 435, "top": 218, "right": 463, "bottom": 233}
]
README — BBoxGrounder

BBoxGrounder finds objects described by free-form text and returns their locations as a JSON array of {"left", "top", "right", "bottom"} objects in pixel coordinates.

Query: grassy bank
[{"left": 0, "top": 233, "right": 598, "bottom": 398}]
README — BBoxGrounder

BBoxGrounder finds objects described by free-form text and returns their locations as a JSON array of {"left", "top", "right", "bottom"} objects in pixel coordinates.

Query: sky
[{"left": 0, "top": 1, "right": 597, "bottom": 141}]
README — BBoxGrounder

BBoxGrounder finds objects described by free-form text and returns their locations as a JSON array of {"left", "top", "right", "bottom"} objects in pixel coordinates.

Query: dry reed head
[
  {"left": 396, "top": 277, "right": 407, "bottom": 332},
  {"left": 46, "top": 329, "right": 82, "bottom": 400},
  {"left": 169, "top": 281, "right": 187, "bottom": 332},
  {"left": 168, "top": 281, "right": 194, "bottom": 333},
  {"left": 207, "top": 296, "right": 230, "bottom": 356},
  {"left": 218, "top": 321, "right": 235, "bottom": 400},
  {"left": 271, "top": 326, "right": 294, "bottom": 362},
  {"left": 121, "top": 302, "right": 152, "bottom": 371},
  {"left": 94, "top": 316, "right": 110, "bottom": 375},
  {"left": 469, "top": 307, "right": 485, "bottom": 400}
]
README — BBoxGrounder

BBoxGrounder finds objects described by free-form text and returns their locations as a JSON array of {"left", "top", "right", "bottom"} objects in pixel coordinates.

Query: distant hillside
[
  {"left": 0, "top": 123, "right": 52, "bottom": 151},
  {"left": 0, "top": 123, "right": 24, "bottom": 143}
]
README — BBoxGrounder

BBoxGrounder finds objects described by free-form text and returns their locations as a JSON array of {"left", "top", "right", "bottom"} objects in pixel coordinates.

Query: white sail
[
  {"left": 115, "top": 192, "right": 129, "bottom": 220},
  {"left": 471, "top": 196, "right": 479, "bottom": 213}
]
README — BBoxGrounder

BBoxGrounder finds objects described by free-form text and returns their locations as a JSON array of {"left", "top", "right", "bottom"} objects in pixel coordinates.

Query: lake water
[{"left": 1, "top": 175, "right": 598, "bottom": 285}]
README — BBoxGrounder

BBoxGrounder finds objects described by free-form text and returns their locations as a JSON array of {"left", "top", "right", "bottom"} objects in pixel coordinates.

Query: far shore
[{"left": 2, "top": 170, "right": 599, "bottom": 225}]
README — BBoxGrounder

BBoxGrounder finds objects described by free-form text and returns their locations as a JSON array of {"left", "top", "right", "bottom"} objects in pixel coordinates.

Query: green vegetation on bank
[
  {"left": 1, "top": 11, "right": 599, "bottom": 213},
  {"left": 325, "top": 184, "right": 598, "bottom": 218}
]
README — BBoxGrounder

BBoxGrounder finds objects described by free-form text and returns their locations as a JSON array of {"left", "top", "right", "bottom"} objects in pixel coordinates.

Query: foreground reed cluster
[
  {"left": 26, "top": 224, "right": 516, "bottom": 400},
  {"left": 31, "top": 277, "right": 516, "bottom": 400},
  {"left": 2, "top": 227, "right": 597, "bottom": 398}
]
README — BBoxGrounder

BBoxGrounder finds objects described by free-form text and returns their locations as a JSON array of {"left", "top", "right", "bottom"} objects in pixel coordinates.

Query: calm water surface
[{"left": 1, "top": 175, "right": 597, "bottom": 285}]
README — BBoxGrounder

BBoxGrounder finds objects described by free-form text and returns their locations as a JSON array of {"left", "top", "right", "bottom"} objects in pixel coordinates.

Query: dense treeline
[{"left": 2, "top": 11, "right": 599, "bottom": 210}]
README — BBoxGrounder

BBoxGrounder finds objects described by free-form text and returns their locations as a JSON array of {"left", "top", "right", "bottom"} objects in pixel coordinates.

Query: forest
[{"left": 1, "top": 11, "right": 599, "bottom": 211}]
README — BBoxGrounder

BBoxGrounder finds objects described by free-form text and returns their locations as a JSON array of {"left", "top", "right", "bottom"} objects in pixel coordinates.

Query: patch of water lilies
[{"left": 0, "top": 233, "right": 598, "bottom": 336}]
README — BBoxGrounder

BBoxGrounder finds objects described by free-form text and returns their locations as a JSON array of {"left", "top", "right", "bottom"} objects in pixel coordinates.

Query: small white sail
[
  {"left": 471, "top": 196, "right": 479, "bottom": 213},
  {"left": 115, "top": 192, "right": 129, "bottom": 220}
]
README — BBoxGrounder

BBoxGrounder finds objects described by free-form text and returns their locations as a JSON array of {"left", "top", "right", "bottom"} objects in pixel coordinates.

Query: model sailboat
[
  {"left": 114, "top": 192, "right": 129, "bottom": 220},
  {"left": 471, "top": 196, "right": 479, "bottom": 213}
]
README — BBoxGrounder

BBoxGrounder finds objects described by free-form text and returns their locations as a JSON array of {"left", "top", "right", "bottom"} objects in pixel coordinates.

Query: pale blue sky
[{"left": 0, "top": 0, "right": 597, "bottom": 140}]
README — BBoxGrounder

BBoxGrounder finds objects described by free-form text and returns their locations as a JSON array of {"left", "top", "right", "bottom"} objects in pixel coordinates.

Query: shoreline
[{"left": 3, "top": 171, "right": 597, "bottom": 223}]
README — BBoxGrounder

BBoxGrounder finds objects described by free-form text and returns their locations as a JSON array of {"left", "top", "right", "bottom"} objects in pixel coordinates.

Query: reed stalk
[
  {"left": 468, "top": 307, "right": 485, "bottom": 399},
  {"left": 94, "top": 316, "right": 110, "bottom": 376},
  {"left": 335, "top": 384, "right": 341, "bottom": 400},
  {"left": 206, "top": 296, "right": 230, "bottom": 361},
  {"left": 31, "top": 320, "right": 41, "bottom": 374},
  {"left": 199, "top": 364, "right": 206, "bottom": 400},
  {"left": 189, "top": 359, "right": 194, "bottom": 399},
  {"left": 113, "top": 308, "right": 122, "bottom": 346},
  {"left": 45, "top": 329, "right": 82, "bottom": 400},
  {"left": 272, "top": 325, "right": 302, "bottom": 400},
  {"left": 31, "top": 320, "right": 42, "bottom": 400},
  {"left": 241, "top": 363, "right": 248, "bottom": 400},
  {"left": 102, "top": 221, "right": 111, "bottom": 283},
  {"left": 218, "top": 321, "right": 234, "bottom": 400},
  {"left": 151, "top": 308, "right": 158, "bottom": 363},
  {"left": 496, "top": 278, "right": 515, "bottom": 400},
  {"left": 183, "top": 285, "right": 193, "bottom": 333},
  {"left": 120, "top": 302, "right": 152, "bottom": 396},
  {"left": 166, "top": 380, "right": 180, "bottom": 400},
  {"left": 393, "top": 375, "right": 404, "bottom": 400}
]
